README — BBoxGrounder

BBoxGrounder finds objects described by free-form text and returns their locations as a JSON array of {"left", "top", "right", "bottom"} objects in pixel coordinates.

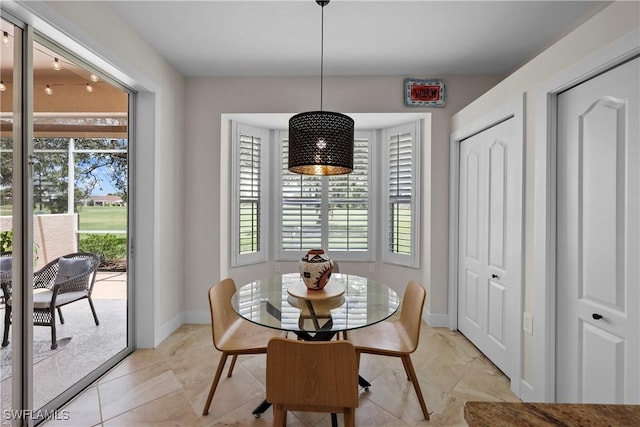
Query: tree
[{"left": 0, "top": 137, "right": 128, "bottom": 212}]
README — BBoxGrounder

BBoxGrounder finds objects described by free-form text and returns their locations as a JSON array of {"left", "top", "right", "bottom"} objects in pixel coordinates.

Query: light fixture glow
[
  {"left": 89, "top": 74, "right": 99, "bottom": 82},
  {"left": 287, "top": 0, "right": 353, "bottom": 176},
  {"left": 44, "top": 85, "right": 53, "bottom": 95},
  {"left": 2, "top": 32, "right": 9, "bottom": 46},
  {"left": 0, "top": 81, "right": 6, "bottom": 92},
  {"left": 52, "top": 58, "right": 61, "bottom": 71},
  {"left": 85, "top": 83, "right": 94, "bottom": 93}
]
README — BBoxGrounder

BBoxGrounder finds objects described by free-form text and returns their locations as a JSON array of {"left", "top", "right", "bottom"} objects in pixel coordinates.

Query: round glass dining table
[
  {"left": 233, "top": 272, "right": 399, "bottom": 417},
  {"left": 232, "top": 272, "right": 400, "bottom": 341}
]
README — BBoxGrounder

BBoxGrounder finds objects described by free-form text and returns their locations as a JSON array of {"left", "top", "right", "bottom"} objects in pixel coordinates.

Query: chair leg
[
  {"left": 343, "top": 408, "right": 355, "bottom": 427},
  {"left": 2, "top": 305, "right": 11, "bottom": 347},
  {"left": 401, "top": 354, "right": 429, "bottom": 420},
  {"left": 57, "top": 307, "right": 65, "bottom": 324},
  {"left": 202, "top": 352, "right": 229, "bottom": 415},
  {"left": 50, "top": 309, "right": 58, "bottom": 350},
  {"left": 400, "top": 353, "right": 411, "bottom": 381},
  {"left": 227, "top": 355, "right": 238, "bottom": 377},
  {"left": 272, "top": 404, "right": 286, "bottom": 427},
  {"left": 330, "top": 413, "right": 338, "bottom": 427},
  {"left": 88, "top": 297, "right": 100, "bottom": 325}
]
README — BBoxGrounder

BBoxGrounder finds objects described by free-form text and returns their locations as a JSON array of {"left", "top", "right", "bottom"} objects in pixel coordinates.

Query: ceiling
[{"left": 105, "top": 0, "right": 610, "bottom": 78}]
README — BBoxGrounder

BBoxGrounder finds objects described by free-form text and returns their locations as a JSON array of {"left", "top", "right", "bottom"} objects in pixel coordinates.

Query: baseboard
[
  {"left": 423, "top": 309, "right": 450, "bottom": 328},
  {"left": 156, "top": 312, "right": 185, "bottom": 347}
]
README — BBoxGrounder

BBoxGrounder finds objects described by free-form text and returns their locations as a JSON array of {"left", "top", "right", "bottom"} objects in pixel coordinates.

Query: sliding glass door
[{"left": 0, "top": 15, "right": 133, "bottom": 425}]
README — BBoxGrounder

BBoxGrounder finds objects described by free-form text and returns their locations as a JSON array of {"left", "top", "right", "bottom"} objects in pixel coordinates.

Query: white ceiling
[{"left": 105, "top": 0, "right": 610, "bottom": 78}]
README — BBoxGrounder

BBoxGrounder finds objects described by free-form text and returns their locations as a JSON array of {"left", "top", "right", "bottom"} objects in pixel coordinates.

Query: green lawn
[
  {"left": 1, "top": 205, "right": 127, "bottom": 231},
  {"left": 78, "top": 206, "right": 127, "bottom": 231}
]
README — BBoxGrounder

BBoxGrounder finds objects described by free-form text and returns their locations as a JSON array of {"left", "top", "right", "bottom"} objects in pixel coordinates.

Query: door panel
[
  {"left": 556, "top": 56, "right": 639, "bottom": 404},
  {"left": 459, "top": 143, "right": 485, "bottom": 346},
  {"left": 488, "top": 141, "right": 507, "bottom": 270},
  {"left": 458, "top": 117, "right": 522, "bottom": 380},
  {"left": 488, "top": 280, "right": 505, "bottom": 345},
  {"left": 582, "top": 322, "right": 624, "bottom": 403}
]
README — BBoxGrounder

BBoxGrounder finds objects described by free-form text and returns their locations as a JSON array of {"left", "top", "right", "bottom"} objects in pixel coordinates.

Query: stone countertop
[{"left": 464, "top": 401, "right": 640, "bottom": 426}]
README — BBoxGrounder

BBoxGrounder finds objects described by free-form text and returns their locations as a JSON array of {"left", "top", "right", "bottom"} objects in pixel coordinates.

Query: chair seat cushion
[
  {"left": 6, "top": 290, "right": 88, "bottom": 308},
  {"left": 55, "top": 257, "right": 90, "bottom": 284}
]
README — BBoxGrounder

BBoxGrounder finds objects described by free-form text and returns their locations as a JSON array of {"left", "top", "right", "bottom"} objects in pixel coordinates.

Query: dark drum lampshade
[{"left": 288, "top": 110, "right": 354, "bottom": 176}]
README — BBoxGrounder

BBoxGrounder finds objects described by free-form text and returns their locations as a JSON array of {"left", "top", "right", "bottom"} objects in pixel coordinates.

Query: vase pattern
[{"left": 299, "top": 249, "right": 334, "bottom": 290}]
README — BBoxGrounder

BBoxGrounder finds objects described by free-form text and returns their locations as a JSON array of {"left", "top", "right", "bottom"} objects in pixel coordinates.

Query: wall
[
  {"left": 183, "top": 75, "right": 502, "bottom": 323},
  {"left": 1, "top": 213, "right": 77, "bottom": 269},
  {"left": 451, "top": 1, "right": 640, "bottom": 399},
  {"left": 7, "top": 0, "right": 187, "bottom": 347}
]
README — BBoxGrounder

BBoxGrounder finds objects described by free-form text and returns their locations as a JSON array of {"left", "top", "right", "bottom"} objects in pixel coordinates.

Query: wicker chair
[{"left": 1, "top": 252, "right": 101, "bottom": 350}]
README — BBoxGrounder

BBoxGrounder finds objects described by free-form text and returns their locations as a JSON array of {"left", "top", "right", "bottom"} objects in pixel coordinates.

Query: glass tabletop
[{"left": 232, "top": 273, "right": 400, "bottom": 337}]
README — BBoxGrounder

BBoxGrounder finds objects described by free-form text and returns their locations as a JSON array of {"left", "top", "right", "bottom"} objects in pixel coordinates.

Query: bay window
[{"left": 231, "top": 119, "right": 421, "bottom": 267}]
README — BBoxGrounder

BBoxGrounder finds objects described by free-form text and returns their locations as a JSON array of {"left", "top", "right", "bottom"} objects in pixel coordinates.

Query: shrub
[
  {"left": 0, "top": 230, "right": 12, "bottom": 255},
  {"left": 79, "top": 233, "right": 127, "bottom": 268}
]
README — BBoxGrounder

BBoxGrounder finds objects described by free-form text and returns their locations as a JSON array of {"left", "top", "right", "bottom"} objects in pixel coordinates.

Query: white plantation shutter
[
  {"left": 328, "top": 137, "right": 369, "bottom": 252},
  {"left": 239, "top": 133, "right": 261, "bottom": 253},
  {"left": 278, "top": 131, "right": 372, "bottom": 260},
  {"left": 281, "top": 138, "right": 323, "bottom": 251},
  {"left": 232, "top": 123, "right": 266, "bottom": 266},
  {"left": 384, "top": 122, "right": 420, "bottom": 267}
]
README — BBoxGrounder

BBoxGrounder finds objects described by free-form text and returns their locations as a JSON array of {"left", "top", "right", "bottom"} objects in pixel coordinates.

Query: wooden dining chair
[
  {"left": 266, "top": 337, "right": 359, "bottom": 427},
  {"left": 347, "top": 280, "right": 429, "bottom": 420},
  {"left": 202, "top": 278, "right": 283, "bottom": 416}
]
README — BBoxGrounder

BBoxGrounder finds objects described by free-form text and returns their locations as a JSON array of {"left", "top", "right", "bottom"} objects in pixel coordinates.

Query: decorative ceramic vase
[{"left": 299, "top": 249, "right": 334, "bottom": 290}]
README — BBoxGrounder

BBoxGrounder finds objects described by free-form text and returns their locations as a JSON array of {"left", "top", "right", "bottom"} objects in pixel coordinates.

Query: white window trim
[
  {"left": 382, "top": 120, "right": 421, "bottom": 268},
  {"left": 231, "top": 121, "right": 268, "bottom": 266}
]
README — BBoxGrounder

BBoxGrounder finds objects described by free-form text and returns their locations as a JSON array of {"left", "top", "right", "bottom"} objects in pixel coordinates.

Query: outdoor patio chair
[
  {"left": 2, "top": 252, "right": 101, "bottom": 350},
  {"left": 0, "top": 253, "right": 11, "bottom": 305}
]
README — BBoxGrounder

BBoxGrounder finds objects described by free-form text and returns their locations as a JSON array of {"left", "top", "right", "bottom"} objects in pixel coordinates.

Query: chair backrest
[
  {"left": 208, "top": 278, "right": 241, "bottom": 350},
  {"left": 53, "top": 252, "right": 100, "bottom": 293},
  {"left": 398, "top": 280, "right": 426, "bottom": 353},
  {"left": 266, "top": 337, "right": 359, "bottom": 411}
]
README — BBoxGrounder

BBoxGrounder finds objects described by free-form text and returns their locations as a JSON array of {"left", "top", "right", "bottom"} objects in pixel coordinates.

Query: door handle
[
  {"left": 491, "top": 274, "right": 499, "bottom": 279},
  {"left": 592, "top": 313, "right": 603, "bottom": 320}
]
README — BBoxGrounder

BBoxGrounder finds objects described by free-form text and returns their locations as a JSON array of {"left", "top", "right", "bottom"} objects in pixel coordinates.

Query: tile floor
[{"left": 41, "top": 322, "right": 520, "bottom": 426}]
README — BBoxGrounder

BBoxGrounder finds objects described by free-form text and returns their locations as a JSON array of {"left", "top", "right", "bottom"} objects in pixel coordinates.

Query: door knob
[
  {"left": 491, "top": 274, "right": 499, "bottom": 279},
  {"left": 592, "top": 313, "right": 603, "bottom": 320}
]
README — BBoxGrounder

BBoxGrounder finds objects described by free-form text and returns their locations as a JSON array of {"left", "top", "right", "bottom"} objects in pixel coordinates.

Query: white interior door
[
  {"left": 556, "top": 56, "right": 639, "bottom": 404},
  {"left": 458, "top": 117, "right": 522, "bottom": 380}
]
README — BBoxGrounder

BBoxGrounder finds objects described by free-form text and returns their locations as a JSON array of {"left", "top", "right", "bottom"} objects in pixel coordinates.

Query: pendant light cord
[{"left": 320, "top": 1, "right": 324, "bottom": 111}]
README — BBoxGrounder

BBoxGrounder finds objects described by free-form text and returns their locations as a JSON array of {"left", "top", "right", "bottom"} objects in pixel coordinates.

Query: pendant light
[{"left": 288, "top": 0, "right": 354, "bottom": 176}]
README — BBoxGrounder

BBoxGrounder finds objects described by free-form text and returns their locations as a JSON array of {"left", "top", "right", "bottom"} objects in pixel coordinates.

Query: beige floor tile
[
  {"left": 31, "top": 322, "right": 519, "bottom": 427},
  {"left": 360, "top": 367, "right": 445, "bottom": 425},
  {"left": 195, "top": 362, "right": 269, "bottom": 420},
  {"left": 102, "top": 389, "right": 200, "bottom": 426},
  {"left": 98, "top": 349, "right": 166, "bottom": 383},
  {"left": 98, "top": 363, "right": 182, "bottom": 421},
  {"left": 40, "top": 386, "right": 102, "bottom": 427},
  {"left": 200, "top": 396, "right": 274, "bottom": 426}
]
